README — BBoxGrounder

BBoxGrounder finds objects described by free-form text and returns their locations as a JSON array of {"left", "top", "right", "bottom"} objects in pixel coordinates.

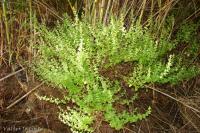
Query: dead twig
[
  {"left": 0, "top": 68, "right": 25, "bottom": 82},
  {"left": 146, "top": 85, "right": 200, "bottom": 113},
  {"left": 6, "top": 82, "right": 44, "bottom": 109}
]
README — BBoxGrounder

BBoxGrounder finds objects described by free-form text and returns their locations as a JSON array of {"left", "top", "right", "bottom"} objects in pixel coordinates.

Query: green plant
[
  {"left": 176, "top": 22, "right": 198, "bottom": 43},
  {"left": 59, "top": 108, "right": 94, "bottom": 133},
  {"left": 34, "top": 16, "right": 199, "bottom": 132}
]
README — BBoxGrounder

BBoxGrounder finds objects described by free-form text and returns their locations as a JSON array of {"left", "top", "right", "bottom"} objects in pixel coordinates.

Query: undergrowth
[{"left": 34, "top": 16, "right": 199, "bottom": 132}]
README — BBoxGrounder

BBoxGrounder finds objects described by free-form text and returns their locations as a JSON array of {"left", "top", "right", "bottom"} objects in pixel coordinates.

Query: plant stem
[
  {"left": 2, "top": 0, "right": 11, "bottom": 57},
  {"left": 138, "top": 0, "right": 147, "bottom": 24},
  {"left": 103, "top": 0, "right": 111, "bottom": 25},
  {"left": 29, "top": 0, "right": 33, "bottom": 64}
]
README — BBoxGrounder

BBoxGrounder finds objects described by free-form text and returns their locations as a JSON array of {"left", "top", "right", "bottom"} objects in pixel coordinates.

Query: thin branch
[
  {"left": 6, "top": 82, "right": 44, "bottom": 109},
  {"left": 0, "top": 68, "right": 25, "bottom": 82},
  {"left": 146, "top": 85, "right": 200, "bottom": 113}
]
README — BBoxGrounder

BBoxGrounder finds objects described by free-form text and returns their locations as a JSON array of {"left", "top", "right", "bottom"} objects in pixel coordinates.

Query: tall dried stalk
[{"left": 2, "top": 0, "right": 11, "bottom": 60}]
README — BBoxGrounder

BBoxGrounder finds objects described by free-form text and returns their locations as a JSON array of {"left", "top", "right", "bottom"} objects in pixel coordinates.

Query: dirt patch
[{"left": 0, "top": 64, "right": 70, "bottom": 133}]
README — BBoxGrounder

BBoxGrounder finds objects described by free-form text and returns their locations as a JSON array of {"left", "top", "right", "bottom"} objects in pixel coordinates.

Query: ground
[{"left": 0, "top": 63, "right": 200, "bottom": 133}]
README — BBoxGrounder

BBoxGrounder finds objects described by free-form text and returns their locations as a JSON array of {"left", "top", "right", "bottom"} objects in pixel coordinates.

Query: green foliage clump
[
  {"left": 35, "top": 17, "right": 199, "bottom": 132},
  {"left": 59, "top": 108, "right": 94, "bottom": 133},
  {"left": 176, "top": 21, "right": 200, "bottom": 59},
  {"left": 176, "top": 21, "right": 199, "bottom": 43}
]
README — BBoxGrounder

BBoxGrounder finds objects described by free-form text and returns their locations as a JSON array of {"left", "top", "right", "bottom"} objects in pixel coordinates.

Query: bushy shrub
[{"left": 34, "top": 17, "right": 199, "bottom": 132}]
